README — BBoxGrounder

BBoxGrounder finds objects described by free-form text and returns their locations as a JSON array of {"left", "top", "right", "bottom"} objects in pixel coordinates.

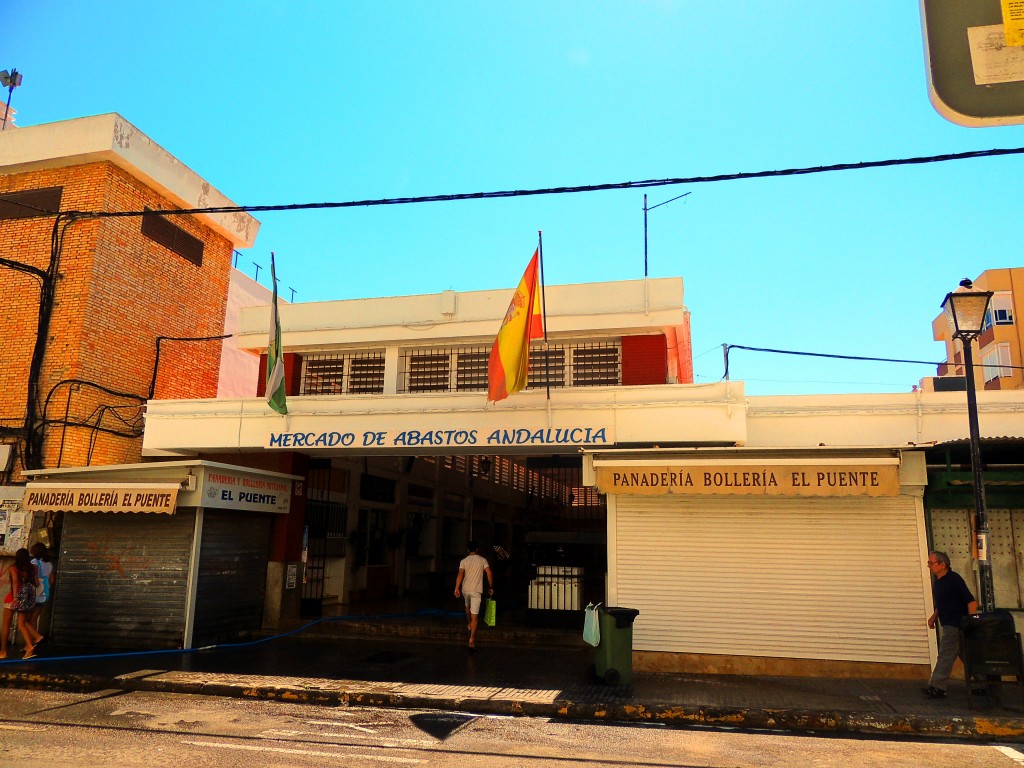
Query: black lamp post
[{"left": 941, "top": 278, "right": 995, "bottom": 613}]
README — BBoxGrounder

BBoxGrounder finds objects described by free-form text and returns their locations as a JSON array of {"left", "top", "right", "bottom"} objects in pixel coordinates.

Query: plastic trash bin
[{"left": 594, "top": 606, "right": 639, "bottom": 686}]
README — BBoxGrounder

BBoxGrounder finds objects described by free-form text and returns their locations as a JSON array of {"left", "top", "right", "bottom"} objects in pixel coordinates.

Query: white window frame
[{"left": 981, "top": 342, "right": 1012, "bottom": 383}]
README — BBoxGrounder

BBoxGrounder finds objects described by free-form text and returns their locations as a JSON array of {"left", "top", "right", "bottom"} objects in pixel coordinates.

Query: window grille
[
  {"left": 571, "top": 343, "right": 621, "bottom": 386},
  {"left": 398, "top": 340, "right": 621, "bottom": 393},
  {"left": 456, "top": 350, "right": 490, "bottom": 391},
  {"left": 301, "top": 352, "right": 385, "bottom": 395},
  {"left": 407, "top": 350, "right": 451, "bottom": 392},
  {"left": 526, "top": 348, "right": 566, "bottom": 389},
  {"left": 399, "top": 347, "right": 491, "bottom": 393},
  {"left": 348, "top": 354, "right": 386, "bottom": 393}
]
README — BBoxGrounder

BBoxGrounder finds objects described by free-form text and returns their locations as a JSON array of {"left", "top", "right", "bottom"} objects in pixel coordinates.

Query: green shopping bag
[{"left": 483, "top": 598, "right": 497, "bottom": 627}]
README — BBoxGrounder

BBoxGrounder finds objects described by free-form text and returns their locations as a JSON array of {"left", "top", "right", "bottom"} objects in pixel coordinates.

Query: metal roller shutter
[
  {"left": 192, "top": 510, "right": 272, "bottom": 646},
  {"left": 614, "top": 495, "right": 931, "bottom": 664},
  {"left": 53, "top": 511, "right": 195, "bottom": 650}
]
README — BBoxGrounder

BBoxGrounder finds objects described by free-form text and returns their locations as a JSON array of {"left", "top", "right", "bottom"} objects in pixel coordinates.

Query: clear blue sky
[{"left": 7, "top": 2, "right": 1023, "bottom": 395}]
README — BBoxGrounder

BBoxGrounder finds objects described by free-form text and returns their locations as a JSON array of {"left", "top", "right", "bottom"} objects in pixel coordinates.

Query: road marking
[
  {"left": 303, "top": 719, "right": 377, "bottom": 733},
  {"left": 995, "top": 745, "right": 1024, "bottom": 765},
  {"left": 182, "top": 740, "right": 423, "bottom": 764},
  {"left": 259, "top": 728, "right": 434, "bottom": 746}
]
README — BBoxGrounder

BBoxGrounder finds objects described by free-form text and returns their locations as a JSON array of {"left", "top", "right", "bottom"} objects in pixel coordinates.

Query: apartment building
[{"left": 931, "top": 267, "right": 1024, "bottom": 391}]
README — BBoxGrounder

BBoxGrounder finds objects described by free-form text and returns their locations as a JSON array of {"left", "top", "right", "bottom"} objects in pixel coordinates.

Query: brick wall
[{"left": 1, "top": 162, "right": 234, "bottom": 479}]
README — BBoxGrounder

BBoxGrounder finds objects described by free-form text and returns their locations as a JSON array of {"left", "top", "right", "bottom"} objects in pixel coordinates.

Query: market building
[
  {"left": 140, "top": 280, "right": 1024, "bottom": 678},
  {"left": 4, "top": 114, "right": 1022, "bottom": 679}
]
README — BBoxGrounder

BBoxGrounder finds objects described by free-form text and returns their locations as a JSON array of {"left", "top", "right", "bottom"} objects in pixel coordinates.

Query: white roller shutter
[{"left": 613, "top": 495, "right": 931, "bottom": 664}]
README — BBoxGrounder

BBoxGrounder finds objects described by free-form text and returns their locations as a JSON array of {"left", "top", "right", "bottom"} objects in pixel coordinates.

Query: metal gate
[{"left": 301, "top": 459, "right": 348, "bottom": 616}]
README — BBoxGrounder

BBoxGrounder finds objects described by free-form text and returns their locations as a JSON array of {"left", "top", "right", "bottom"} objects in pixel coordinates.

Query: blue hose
[{"left": 0, "top": 607, "right": 464, "bottom": 666}]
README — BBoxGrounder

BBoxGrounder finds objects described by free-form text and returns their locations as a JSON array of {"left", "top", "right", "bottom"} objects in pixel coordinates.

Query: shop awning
[{"left": 22, "top": 482, "right": 180, "bottom": 514}]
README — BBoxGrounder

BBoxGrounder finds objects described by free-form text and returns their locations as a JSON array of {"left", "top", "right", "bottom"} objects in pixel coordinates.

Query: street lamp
[{"left": 941, "top": 278, "right": 995, "bottom": 613}]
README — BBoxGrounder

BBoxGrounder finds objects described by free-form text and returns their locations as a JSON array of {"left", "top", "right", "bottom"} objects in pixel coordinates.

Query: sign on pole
[{"left": 920, "top": 0, "right": 1024, "bottom": 126}]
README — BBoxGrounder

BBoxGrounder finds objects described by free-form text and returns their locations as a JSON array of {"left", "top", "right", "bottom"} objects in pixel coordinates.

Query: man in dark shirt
[{"left": 923, "top": 550, "right": 979, "bottom": 699}]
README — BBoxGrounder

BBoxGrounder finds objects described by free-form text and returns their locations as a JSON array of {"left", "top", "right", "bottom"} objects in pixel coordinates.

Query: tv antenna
[{"left": 643, "top": 191, "right": 691, "bottom": 277}]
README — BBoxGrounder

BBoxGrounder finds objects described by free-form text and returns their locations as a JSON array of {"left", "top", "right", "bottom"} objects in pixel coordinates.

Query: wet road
[{"left": 0, "top": 688, "right": 1020, "bottom": 767}]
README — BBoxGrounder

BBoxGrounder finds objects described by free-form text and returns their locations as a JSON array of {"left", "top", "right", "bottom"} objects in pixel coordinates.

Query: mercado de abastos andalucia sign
[{"left": 267, "top": 425, "right": 612, "bottom": 449}]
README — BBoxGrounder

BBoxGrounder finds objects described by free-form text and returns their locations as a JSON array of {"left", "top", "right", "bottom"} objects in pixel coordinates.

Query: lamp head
[{"left": 941, "top": 281, "right": 993, "bottom": 339}]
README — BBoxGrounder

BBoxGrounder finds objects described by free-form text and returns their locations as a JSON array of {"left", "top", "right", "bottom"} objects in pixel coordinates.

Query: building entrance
[{"left": 299, "top": 453, "right": 606, "bottom": 626}]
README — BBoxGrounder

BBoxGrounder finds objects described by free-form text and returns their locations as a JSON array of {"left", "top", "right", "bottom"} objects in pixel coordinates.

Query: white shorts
[{"left": 463, "top": 592, "right": 483, "bottom": 615}]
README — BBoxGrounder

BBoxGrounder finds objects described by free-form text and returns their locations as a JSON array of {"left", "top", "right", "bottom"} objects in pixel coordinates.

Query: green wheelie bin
[{"left": 594, "top": 606, "right": 640, "bottom": 686}]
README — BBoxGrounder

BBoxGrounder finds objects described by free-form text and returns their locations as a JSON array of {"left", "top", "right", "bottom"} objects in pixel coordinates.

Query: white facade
[{"left": 138, "top": 277, "right": 1024, "bottom": 677}]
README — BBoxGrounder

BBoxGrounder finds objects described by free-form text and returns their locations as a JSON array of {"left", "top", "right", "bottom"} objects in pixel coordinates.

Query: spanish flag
[{"left": 488, "top": 249, "right": 544, "bottom": 402}]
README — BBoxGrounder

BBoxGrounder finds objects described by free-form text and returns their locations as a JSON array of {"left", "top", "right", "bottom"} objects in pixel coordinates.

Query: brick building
[{"left": 0, "top": 113, "right": 259, "bottom": 482}]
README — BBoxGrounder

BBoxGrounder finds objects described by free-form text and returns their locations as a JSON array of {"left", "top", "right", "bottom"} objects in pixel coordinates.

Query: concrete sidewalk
[{"left": 1, "top": 613, "right": 1021, "bottom": 743}]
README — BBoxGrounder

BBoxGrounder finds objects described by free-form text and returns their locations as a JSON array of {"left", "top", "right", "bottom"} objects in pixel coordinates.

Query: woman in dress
[{"left": 9, "top": 548, "right": 42, "bottom": 659}]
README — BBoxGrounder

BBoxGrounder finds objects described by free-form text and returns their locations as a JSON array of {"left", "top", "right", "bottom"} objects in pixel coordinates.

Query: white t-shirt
[
  {"left": 32, "top": 559, "right": 52, "bottom": 603},
  {"left": 458, "top": 553, "right": 490, "bottom": 594}
]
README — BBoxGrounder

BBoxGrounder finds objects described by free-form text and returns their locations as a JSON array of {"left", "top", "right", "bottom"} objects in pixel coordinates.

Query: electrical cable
[
  {"left": 2, "top": 146, "right": 1022, "bottom": 220},
  {"left": 722, "top": 343, "right": 1024, "bottom": 378}
]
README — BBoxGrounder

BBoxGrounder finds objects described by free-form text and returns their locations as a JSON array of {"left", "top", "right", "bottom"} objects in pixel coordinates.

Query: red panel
[
  {"left": 256, "top": 352, "right": 302, "bottom": 397},
  {"left": 622, "top": 335, "right": 667, "bottom": 385}
]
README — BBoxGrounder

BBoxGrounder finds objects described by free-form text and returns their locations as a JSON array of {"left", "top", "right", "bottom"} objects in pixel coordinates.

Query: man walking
[
  {"left": 923, "top": 550, "right": 979, "bottom": 699},
  {"left": 454, "top": 541, "right": 494, "bottom": 649}
]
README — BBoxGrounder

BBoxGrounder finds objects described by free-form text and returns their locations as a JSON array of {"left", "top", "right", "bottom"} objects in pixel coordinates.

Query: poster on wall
[{"left": 0, "top": 501, "right": 30, "bottom": 556}]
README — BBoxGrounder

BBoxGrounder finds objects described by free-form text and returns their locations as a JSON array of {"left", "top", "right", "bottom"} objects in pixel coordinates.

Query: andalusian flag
[
  {"left": 266, "top": 252, "right": 287, "bottom": 414},
  {"left": 488, "top": 249, "right": 544, "bottom": 402}
]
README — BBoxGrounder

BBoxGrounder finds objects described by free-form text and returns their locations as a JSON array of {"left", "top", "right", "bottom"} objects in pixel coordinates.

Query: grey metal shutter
[
  {"left": 192, "top": 510, "right": 271, "bottom": 646},
  {"left": 53, "top": 511, "right": 195, "bottom": 650},
  {"left": 613, "top": 495, "right": 931, "bottom": 664}
]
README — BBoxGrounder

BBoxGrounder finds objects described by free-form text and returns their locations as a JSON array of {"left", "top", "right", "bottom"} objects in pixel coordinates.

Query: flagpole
[{"left": 538, "top": 231, "right": 551, "bottom": 402}]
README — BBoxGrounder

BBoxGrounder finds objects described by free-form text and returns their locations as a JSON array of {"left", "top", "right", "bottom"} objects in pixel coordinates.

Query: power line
[
  {"left": 3, "top": 145, "right": 1021, "bottom": 220},
  {"left": 722, "top": 343, "right": 1024, "bottom": 380}
]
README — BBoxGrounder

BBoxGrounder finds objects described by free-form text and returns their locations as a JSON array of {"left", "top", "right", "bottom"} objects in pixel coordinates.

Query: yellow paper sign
[{"left": 1003, "top": 0, "right": 1024, "bottom": 46}]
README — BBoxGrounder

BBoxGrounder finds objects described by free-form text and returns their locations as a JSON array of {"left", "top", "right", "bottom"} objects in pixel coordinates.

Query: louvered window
[
  {"left": 456, "top": 350, "right": 490, "bottom": 391},
  {"left": 348, "top": 355, "right": 386, "bottom": 393},
  {"left": 407, "top": 351, "right": 451, "bottom": 392},
  {"left": 572, "top": 344, "right": 620, "bottom": 386},
  {"left": 141, "top": 208, "right": 204, "bottom": 266},
  {"left": 397, "top": 341, "right": 621, "bottom": 392},
  {"left": 0, "top": 187, "right": 63, "bottom": 220},
  {"left": 301, "top": 352, "right": 385, "bottom": 395},
  {"left": 526, "top": 348, "right": 566, "bottom": 389}
]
